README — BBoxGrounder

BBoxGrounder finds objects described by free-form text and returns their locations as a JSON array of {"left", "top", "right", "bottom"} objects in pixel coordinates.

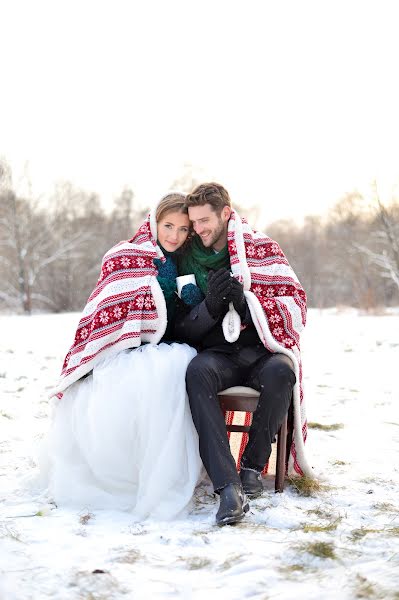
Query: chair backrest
[{"left": 218, "top": 386, "right": 260, "bottom": 433}]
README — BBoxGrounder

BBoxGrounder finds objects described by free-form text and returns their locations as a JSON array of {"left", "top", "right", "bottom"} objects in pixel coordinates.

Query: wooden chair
[{"left": 218, "top": 386, "right": 293, "bottom": 492}]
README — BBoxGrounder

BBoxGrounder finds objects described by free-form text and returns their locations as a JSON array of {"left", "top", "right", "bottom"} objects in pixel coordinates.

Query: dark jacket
[{"left": 175, "top": 298, "right": 261, "bottom": 352}]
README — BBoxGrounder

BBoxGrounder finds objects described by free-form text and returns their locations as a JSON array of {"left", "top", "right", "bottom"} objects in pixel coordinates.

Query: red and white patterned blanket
[
  {"left": 51, "top": 214, "right": 168, "bottom": 397},
  {"left": 51, "top": 205, "right": 313, "bottom": 478},
  {"left": 226, "top": 210, "right": 313, "bottom": 477}
]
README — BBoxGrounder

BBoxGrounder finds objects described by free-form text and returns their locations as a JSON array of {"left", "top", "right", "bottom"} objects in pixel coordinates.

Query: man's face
[{"left": 188, "top": 203, "right": 231, "bottom": 252}]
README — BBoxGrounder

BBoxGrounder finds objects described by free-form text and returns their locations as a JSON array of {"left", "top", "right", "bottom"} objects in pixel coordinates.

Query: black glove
[
  {"left": 205, "top": 268, "right": 232, "bottom": 317},
  {"left": 229, "top": 277, "right": 246, "bottom": 317}
]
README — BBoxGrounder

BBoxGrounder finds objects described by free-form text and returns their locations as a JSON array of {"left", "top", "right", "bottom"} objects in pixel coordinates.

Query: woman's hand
[
  {"left": 180, "top": 283, "right": 204, "bottom": 307},
  {"left": 153, "top": 256, "right": 178, "bottom": 280}
]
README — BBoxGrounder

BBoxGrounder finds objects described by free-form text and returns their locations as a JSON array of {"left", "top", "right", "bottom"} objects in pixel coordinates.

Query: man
[{"left": 177, "top": 183, "right": 312, "bottom": 526}]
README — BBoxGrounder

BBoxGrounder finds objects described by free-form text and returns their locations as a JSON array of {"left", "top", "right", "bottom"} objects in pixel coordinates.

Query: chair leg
[
  {"left": 285, "top": 401, "right": 294, "bottom": 471},
  {"left": 275, "top": 413, "right": 288, "bottom": 493}
]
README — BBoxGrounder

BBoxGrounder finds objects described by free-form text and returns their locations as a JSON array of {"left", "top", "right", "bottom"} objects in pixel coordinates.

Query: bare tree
[
  {"left": 108, "top": 187, "right": 148, "bottom": 244},
  {"left": 0, "top": 165, "right": 100, "bottom": 313},
  {"left": 354, "top": 183, "right": 399, "bottom": 294},
  {"left": 0, "top": 187, "right": 96, "bottom": 313},
  {"left": 40, "top": 182, "right": 106, "bottom": 312}
]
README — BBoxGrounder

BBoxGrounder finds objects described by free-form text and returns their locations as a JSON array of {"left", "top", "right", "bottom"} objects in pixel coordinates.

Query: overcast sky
[{"left": 1, "top": 0, "right": 398, "bottom": 224}]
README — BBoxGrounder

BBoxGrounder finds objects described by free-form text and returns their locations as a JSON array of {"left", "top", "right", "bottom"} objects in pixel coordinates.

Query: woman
[{"left": 39, "top": 192, "right": 203, "bottom": 519}]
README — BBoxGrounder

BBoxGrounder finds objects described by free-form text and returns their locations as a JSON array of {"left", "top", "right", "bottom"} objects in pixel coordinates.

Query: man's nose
[{"left": 194, "top": 223, "right": 203, "bottom": 234}]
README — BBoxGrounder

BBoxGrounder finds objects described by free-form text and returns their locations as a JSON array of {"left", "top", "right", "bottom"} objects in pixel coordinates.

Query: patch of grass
[
  {"left": 114, "top": 549, "right": 142, "bottom": 564},
  {"left": 297, "top": 541, "right": 337, "bottom": 560},
  {"left": 308, "top": 422, "right": 344, "bottom": 431},
  {"left": 0, "top": 411, "right": 12, "bottom": 419},
  {"left": 234, "top": 521, "right": 274, "bottom": 533},
  {"left": 79, "top": 510, "right": 94, "bottom": 525},
  {"left": 218, "top": 553, "right": 245, "bottom": 571},
  {"left": 128, "top": 523, "right": 147, "bottom": 536},
  {"left": 306, "top": 506, "right": 334, "bottom": 519},
  {"left": 350, "top": 525, "right": 399, "bottom": 542},
  {"left": 301, "top": 518, "right": 340, "bottom": 533},
  {"left": 354, "top": 574, "right": 382, "bottom": 598},
  {"left": 192, "top": 528, "right": 214, "bottom": 537},
  {"left": 279, "top": 563, "right": 307, "bottom": 574},
  {"left": 179, "top": 556, "right": 213, "bottom": 570},
  {"left": 360, "top": 476, "right": 393, "bottom": 486},
  {"left": 288, "top": 476, "right": 330, "bottom": 497},
  {"left": 278, "top": 563, "right": 320, "bottom": 576},
  {"left": 277, "top": 562, "right": 320, "bottom": 582},
  {"left": 372, "top": 502, "right": 398, "bottom": 514},
  {"left": 331, "top": 459, "right": 347, "bottom": 466},
  {"left": 350, "top": 527, "right": 381, "bottom": 542}
]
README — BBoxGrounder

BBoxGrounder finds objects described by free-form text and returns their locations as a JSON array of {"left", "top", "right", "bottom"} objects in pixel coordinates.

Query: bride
[{"left": 39, "top": 192, "right": 203, "bottom": 519}]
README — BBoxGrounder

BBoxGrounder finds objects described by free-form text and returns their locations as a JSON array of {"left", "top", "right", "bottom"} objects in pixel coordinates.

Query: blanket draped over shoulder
[
  {"left": 225, "top": 210, "right": 313, "bottom": 477},
  {"left": 51, "top": 214, "right": 168, "bottom": 397}
]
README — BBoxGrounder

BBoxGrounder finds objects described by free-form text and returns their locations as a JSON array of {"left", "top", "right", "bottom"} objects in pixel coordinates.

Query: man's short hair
[{"left": 185, "top": 182, "right": 231, "bottom": 214}]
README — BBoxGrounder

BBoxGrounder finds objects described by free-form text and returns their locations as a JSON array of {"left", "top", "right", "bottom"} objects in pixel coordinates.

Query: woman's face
[{"left": 157, "top": 210, "right": 190, "bottom": 252}]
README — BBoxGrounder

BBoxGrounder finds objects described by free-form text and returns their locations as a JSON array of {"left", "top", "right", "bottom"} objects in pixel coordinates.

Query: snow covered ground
[{"left": 1, "top": 309, "right": 398, "bottom": 600}]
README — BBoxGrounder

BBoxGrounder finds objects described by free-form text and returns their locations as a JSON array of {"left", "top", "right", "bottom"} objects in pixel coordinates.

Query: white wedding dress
[{"left": 39, "top": 342, "right": 202, "bottom": 520}]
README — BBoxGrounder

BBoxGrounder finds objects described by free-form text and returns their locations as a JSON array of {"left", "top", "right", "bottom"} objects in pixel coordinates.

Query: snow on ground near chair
[{"left": 0, "top": 309, "right": 398, "bottom": 600}]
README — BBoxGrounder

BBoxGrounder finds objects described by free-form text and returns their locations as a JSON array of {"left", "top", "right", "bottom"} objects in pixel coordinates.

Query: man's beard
[{"left": 202, "top": 218, "right": 226, "bottom": 248}]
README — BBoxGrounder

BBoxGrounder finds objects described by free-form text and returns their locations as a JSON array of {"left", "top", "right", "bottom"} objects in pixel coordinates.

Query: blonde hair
[{"left": 156, "top": 192, "right": 188, "bottom": 223}]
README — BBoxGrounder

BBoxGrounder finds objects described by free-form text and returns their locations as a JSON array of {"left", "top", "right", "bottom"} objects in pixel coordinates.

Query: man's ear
[{"left": 222, "top": 206, "right": 231, "bottom": 222}]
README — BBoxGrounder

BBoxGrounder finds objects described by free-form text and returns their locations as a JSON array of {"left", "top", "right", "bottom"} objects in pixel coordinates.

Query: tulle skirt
[{"left": 39, "top": 342, "right": 202, "bottom": 519}]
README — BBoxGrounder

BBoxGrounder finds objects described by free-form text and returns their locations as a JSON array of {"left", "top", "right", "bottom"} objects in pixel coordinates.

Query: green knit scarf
[{"left": 178, "top": 235, "right": 231, "bottom": 294}]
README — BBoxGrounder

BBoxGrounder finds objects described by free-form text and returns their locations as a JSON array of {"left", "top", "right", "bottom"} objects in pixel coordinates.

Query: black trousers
[{"left": 186, "top": 344, "right": 296, "bottom": 492}]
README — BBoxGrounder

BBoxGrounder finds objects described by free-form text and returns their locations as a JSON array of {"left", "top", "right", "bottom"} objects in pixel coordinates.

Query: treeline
[
  {"left": 266, "top": 189, "right": 399, "bottom": 309},
  {"left": 0, "top": 164, "right": 148, "bottom": 313},
  {"left": 0, "top": 161, "right": 398, "bottom": 313}
]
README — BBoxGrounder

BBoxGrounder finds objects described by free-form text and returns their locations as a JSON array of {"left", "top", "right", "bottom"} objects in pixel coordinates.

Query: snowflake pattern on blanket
[{"left": 53, "top": 218, "right": 167, "bottom": 396}]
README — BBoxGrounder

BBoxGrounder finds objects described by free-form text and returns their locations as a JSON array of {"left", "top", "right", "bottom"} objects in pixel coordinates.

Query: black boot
[
  {"left": 216, "top": 483, "right": 249, "bottom": 526},
  {"left": 240, "top": 468, "right": 264, "bottom": 498}
]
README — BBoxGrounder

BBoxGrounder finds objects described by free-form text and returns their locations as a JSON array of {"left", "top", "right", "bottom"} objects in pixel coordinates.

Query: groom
[{"left": 176, "top": 182, "right": 306, "bottom": 526}]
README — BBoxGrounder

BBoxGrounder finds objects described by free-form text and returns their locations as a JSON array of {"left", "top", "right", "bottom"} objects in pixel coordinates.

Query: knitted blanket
[
  {"left": 51, "top": 213, "right": 168, "bottom": 397},
  {"left": 225, "top": 210, "right": 313, "bottom": 477}
]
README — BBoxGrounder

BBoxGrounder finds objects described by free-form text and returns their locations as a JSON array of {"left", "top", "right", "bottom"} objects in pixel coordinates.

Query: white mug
[{"left": 176, "top": 274, "right": 196, "bottom": 298}]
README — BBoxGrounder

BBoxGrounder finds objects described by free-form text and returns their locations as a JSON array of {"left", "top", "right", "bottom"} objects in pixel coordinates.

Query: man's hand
[
  {"left": 229, "top": 277, "right": 246, "bottom": 317},
  {"left": 205, "top": 269, "right": 232, "bottom": 317}
]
